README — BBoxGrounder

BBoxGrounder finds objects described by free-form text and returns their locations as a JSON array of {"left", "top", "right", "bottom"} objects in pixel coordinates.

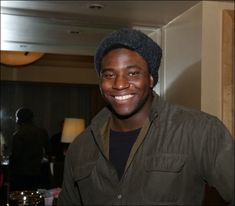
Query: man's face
[{"left": 99, "top": 48, "right": 154, "bottom": 118}]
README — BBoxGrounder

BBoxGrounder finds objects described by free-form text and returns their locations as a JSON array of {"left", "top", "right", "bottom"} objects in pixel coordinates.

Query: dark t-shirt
[{"left": 109, "top": 128, "right": 141, "bottom": 179}]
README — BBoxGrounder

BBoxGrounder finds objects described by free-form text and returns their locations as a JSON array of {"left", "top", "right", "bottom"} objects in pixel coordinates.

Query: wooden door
[{"left": 222, "top": 9, "right": 234, "bottom": 137}]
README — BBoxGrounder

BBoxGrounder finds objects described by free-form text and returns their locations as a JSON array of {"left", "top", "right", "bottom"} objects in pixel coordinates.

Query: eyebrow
[
  {"left": 100, "top": 68, "right": 114, "bottom": 73},
  {"left": 125, "top": 64, "right": 143, "bottom": 70},
  {"left": 100, "top": 63, "right": 145, "bottom": 75}
]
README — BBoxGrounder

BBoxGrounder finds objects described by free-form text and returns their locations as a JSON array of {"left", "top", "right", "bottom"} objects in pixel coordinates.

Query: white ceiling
[{"left": 1, "top": 1, "right": 200, "bottom": 55}]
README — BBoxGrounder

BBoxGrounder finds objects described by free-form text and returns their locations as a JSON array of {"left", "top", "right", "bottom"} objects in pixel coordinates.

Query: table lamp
[{"left": 61, "top": 118, "right": 85, "bottom": 143}]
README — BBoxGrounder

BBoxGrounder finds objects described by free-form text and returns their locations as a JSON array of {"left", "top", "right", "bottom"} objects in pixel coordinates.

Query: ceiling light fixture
[
  {"left": 88, "top": 3, "right": 104, "bottom": 10},
  {"left": 69, "top": 30, "right": 80, "bottom": 35},
  {"left": 0, "top": 51, "right": 44, "bottom": 66},
  {"left": 19, "top": 45, "right": 27, "bottom": 48}
]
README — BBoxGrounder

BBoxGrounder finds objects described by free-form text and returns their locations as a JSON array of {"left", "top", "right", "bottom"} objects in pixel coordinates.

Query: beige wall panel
[
  {"left": 0, "top": 54, "right": 99, "bottom": 85},
  {"left": 162, "top": 3, "right": 202, "bottom": 110},
  {"left": 201, "top": 1, "right": 234, "bottom": 118}
]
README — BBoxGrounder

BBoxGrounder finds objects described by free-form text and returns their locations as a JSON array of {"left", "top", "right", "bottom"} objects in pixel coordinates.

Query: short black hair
[{"left": 15, "top": 107, "right": 34, "bottom": 124}]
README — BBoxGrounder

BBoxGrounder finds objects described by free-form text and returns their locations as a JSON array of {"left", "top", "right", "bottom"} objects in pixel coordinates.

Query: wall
[
  {"left": 148, "top": 28, "right": 162, "bottom": 95},
  {"left": 161, "top": 0, "right": 234, "bottom": 119},
  {"left": 161, "top": 2, "right": 202, "bottom": 110},
  {"left": 201, "top": 1, "right": 234, "bottom": 118},
  {"left": 0, "top": 53, "right": 99, "bottom": 85}
]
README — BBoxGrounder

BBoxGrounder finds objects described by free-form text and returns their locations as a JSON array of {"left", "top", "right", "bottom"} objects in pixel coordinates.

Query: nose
[{"left": 112, "top": 74, "right": 130, "bottom": 90}]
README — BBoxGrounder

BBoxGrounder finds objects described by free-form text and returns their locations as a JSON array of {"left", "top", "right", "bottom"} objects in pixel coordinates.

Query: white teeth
[{"left": 114, "top": 94, "right": 133, "bottom": 100}]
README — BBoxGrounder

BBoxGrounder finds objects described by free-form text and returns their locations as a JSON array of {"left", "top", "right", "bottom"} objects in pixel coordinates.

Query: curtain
[{"left": 0, "top": 81, "right": 105, "bottom": 155}]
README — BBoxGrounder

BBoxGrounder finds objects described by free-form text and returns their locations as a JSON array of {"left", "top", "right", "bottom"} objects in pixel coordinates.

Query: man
[
  {"left": 50, "top": 120, "right": 67, "bottom": 162},
  {"left": 58, "top": 29, "right": 234, "bottom": 205},
  {"left": 10, "top": 107, "right": 50, "bottom": 190}
]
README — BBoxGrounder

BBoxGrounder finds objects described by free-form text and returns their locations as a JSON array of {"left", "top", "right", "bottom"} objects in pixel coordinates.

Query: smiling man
[{"left": 58, "top": 29, "right": 234, "bottom": 205}]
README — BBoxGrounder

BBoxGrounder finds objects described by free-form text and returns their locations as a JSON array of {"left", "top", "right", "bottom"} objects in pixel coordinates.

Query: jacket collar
[
  {"left": 149, "top": 91, "right": 162, "bottom": 121},
  {"left": 90, "top": 91, "right": 163, "bottom": 158}
]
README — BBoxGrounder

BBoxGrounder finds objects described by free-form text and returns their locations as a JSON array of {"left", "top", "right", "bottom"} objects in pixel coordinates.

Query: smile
[{"left": 114, "top": 94, "right": 134, "bottom": 101}]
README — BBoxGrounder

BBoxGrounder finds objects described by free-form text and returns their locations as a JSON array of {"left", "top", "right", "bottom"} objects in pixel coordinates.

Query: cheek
[
  {"left": 129, "top": 79, "right": 151, "bottom": 90},
  {"left": 99, "top": 80, "right": 111, "bottom": 94}
]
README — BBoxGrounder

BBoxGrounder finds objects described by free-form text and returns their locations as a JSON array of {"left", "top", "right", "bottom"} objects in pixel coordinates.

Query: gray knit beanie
[{"left": 95, "top": 28, "right": 162, "bottom": 83}]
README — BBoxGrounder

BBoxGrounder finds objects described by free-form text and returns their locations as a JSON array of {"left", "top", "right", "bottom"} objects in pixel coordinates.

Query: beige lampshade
[
  {"left": 0, "top": 50, "right": 44, "bottom": 66},
  {"left": 61, "top": 118, "right": 85, "bottom": 143}
]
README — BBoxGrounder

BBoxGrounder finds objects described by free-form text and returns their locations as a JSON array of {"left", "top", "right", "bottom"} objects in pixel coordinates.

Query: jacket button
[{"left": 117, "top": 194, "right": 122, "bottom": 199}]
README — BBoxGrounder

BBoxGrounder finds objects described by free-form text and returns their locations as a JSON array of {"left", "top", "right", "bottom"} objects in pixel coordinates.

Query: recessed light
[
  {"left": 19, "top": 45, "right": 27, "bottom": 48},
  {"left": 88, "top": 3, "right": 104, "bottom": 10},
  {"left": 69, "top": 30, "right": 80, "bottom": 35}
]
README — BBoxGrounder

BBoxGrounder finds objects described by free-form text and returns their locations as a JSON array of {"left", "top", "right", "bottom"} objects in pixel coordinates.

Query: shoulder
[
  {"left": 66, "top": 127, "right": 98, "bottom": 164},
  {"left": 163, "top": 102, "right": 218, "bottom": 124},
  {"left": 152, "top": 93, "right": 215, "bottom": 125},
  {"left": 157, "top": 101, "right": 229, "bottom": 138}
]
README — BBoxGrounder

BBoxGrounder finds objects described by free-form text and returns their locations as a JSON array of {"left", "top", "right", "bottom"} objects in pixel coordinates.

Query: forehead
[{"left": 101, "top": 48, "right": 148, "bottom": 66}]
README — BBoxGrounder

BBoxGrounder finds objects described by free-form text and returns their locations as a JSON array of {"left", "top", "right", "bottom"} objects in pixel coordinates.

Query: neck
[{"left": 110, "top": 117, "right": 144, "bottom": 132}]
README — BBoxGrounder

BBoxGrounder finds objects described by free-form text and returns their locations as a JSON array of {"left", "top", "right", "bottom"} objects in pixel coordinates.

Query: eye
[
  {"left": 128, "top": 71, "right": 140, "bottom": 77},
  {"left": 101, "top": 71, "right": 115, "bottom": 79}
]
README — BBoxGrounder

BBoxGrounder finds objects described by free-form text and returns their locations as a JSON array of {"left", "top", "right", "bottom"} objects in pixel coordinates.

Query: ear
[
  {"left": 149, "top": 75, "right": 154, "bottom": 88},
  {"left": 99, "top": 84, "right": 104, "bottom": 97}
]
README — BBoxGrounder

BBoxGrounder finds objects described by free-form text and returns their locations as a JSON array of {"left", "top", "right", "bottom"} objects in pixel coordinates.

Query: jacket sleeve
[
  {"left": 200, "top": 117, "right": 234, "bottom": 205},
  {"left": 57, "top": 150, "right": 82, "bottom": 206}
]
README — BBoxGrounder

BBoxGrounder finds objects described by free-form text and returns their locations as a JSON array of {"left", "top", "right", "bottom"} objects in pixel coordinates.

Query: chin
[{"left": 111, "top": 107, "right": 136, "bottom": 119}]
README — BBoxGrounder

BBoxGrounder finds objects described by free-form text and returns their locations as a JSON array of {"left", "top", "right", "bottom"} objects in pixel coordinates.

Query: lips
[{"left": 114, "top": 94, "right": 134, "bottom": 101}]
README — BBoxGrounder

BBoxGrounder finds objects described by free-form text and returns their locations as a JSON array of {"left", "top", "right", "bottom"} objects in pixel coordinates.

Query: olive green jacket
[{"left": 58, "top": 93, "right": 234, "bottom": 205}]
